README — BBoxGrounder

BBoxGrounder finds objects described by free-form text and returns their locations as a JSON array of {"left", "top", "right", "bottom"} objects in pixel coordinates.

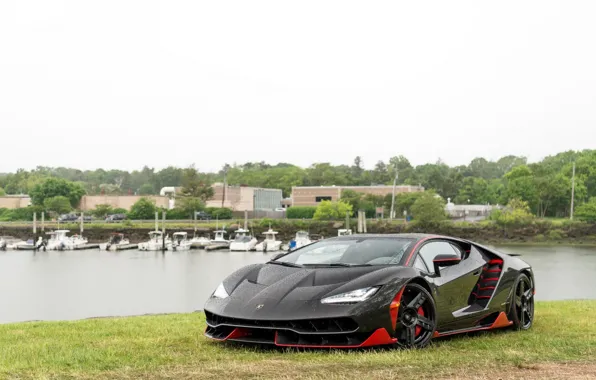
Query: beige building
[
  {"left": 0, "top": 195, "right": 31, "bottom": 209},
  {"left": 205, "top": 183, "right": 282, "bottom": 212},
  {"left": 290, "top": 185, "right": 425, "bottom": 207}
]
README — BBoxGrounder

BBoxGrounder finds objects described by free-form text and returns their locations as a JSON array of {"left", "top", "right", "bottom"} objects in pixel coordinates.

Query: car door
[{"left": 416, "top": 240, "right": 484, "bottom": 331}]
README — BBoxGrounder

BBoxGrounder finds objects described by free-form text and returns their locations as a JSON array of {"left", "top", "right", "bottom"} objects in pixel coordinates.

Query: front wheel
[
  {"left": 508, "top": 273, "right": 534, "bottom": 330},
  {"left": 396, "top": 283, "right": 437, "bottom": 348}
]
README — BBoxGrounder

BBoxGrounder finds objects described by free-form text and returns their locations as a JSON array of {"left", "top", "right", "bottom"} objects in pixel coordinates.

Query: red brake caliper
[{"left": 415, "top": 306, "right": 424, "bottom": 336}]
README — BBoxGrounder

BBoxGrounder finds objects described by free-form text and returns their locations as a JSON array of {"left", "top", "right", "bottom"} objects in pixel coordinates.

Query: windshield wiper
[{"left": 269, "top": 261, "right": 303, "bottom": 268}]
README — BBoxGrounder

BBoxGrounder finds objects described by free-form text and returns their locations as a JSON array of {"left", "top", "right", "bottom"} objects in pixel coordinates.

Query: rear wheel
[
  {"left": 509, "top": 273, "right": 534, "bottom": 330},
  {"left": 396, "top": 283, "right": 436, "bottom": 348}
]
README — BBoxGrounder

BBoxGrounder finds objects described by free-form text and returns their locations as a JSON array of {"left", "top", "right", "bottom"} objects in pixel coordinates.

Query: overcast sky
[{"left": 1, "top": 1, "right": 595, "bottom": 173}]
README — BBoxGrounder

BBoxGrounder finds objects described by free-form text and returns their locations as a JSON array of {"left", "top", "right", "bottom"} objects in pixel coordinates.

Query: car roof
[{"left": 330, "top": 233, "right": 458, "bottom": 242}]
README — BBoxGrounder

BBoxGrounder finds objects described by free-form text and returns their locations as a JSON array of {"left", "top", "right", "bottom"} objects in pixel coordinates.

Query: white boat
[
  {"left": 255, "top": 228, "right": 282, "bottom": 252},
  {"left": 100, "top": 233, "right": 131, "bottom": 251},
  {"left": 190, "top": 235, "right": 212, "bottom": 249},
  {"left": 46, "top": 230, "right": 88, "bottom": 250},
  {"left": 138, "top": 231, "right": 171, "bottom": 251},
  {"left": 205, "top": 230, "right": 230, "bottom": 251},
  {"left": 294, "top": 230, "right": 313, "bottom": 249},
  {"left": 7, "top": 237, "right": 45, "bottom": 250},
  {"left": 338, "top": 229, "right": 352, "bottom": 236},
  {"left": 169, "top": 232, "right": 192, "bottom": 251},
  {"left": 229, "top": 228, "right": 258, "bottom": 251}
]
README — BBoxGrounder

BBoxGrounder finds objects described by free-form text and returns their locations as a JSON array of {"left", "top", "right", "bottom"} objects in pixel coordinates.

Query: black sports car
[{"left": 204, "top": 234, "right": 535, "bottom": 349}]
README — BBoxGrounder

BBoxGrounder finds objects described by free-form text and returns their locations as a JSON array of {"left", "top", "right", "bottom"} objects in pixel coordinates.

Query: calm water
[{"left": 0, "top": 245, "right": 594, "bottom": 324}]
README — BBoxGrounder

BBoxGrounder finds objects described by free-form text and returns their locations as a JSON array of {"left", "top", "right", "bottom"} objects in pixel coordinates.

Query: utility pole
[
  {"left": 222, "top": 168, "right": 227, "bottom": 208},
  {"left": 570, "top": 162, "right": 576, "bottom": 220},
  {"left": 389, "top": 168, "right": 399, "bottom": 220}
]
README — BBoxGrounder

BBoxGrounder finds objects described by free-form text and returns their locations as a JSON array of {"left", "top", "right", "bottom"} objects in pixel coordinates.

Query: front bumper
[{"left": 204, "top": 310, "right": 396, "bottom": 348}]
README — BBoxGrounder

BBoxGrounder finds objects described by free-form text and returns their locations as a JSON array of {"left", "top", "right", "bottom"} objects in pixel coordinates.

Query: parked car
[
  {"left": 195, "top": 211, "right": 211, "bottom": 220},
  {"left": 105, "top": 214, "right": 127, "bottom": 222},
  {"left": 58, "top": 214, "right": 78, "bottom": 222},
  {"left": 78, "top": 215, "right": 93, "bottom": 222}
]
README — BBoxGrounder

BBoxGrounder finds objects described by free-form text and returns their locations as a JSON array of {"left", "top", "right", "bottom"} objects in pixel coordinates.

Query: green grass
[{"left": 1, "top": 301, "right": 595, "bottom": 379}]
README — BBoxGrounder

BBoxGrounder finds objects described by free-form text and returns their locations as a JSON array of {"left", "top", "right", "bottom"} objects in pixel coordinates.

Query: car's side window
[
  {"left": 418, "top": 241, "right": 460, "bottom": 274},
  {"left": 414, "top": 255, "right": 430, "bottom": 273}
]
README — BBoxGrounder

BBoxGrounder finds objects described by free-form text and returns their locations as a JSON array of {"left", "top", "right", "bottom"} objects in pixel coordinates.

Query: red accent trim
[
  {"left": 433, "top": 258, "right": 461, "bottom": 262},
  {"left": 476, "top": 295, "right": 492, "bottom": 299},
  {"left": 274, "top": 328, "right": 397, "bottom": 348},
  {"left": 404, "top": 236, "right": 437, "bottom": 265},
  {"left": 482, "top": 277, "right": 500, "bottom": 281},
  {"left": 390, "top": 287, "right": 405, "bottom": 331},
  {"left": 478, "top": 286, "right": 495, "bottom": 291},
  {"left": 434, "top": 312, "right": 513, "bottom": 338},
  {"left": 485, "top": 269, "right": 502, "bottom": 273},
  {"left": 489, "top": 259, "right": 503, "bottom": 265},
  {"left": 207, "top": 327, "right": 249, "bottom": 341}
]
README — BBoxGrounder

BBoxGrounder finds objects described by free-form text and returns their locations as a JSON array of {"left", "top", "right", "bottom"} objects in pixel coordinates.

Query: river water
[{"left": 0, "top": 245, "right": 594, "bottom": 324}]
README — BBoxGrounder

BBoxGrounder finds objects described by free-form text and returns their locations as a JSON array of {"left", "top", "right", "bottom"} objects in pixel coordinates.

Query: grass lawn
[{"left": 1, "top": 301, "right": 595, "bottom": 379}]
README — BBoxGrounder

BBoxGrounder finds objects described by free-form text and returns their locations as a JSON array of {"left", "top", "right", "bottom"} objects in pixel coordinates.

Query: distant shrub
[
  {"left": 576, "top": 198, "right": 596, "bottom": 223},
  {"left": 534, "top": 234, "right": 546, "bottom": 242},
  {"left": 206, "top": 207, "right": 233, "bottom": 220},
  {"left": 548, "top": 229, "right": 564, "bottom": 240},
  {"left": 287, "top": 206, "right": 317, "bottom": 219}
]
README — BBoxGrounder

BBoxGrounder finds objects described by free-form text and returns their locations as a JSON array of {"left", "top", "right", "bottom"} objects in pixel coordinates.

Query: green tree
[
  {"left": 504, "top": 165, "right": 539, "bottom": 212},
  {"left": 180, "top": 166, "right": 214, "bottom": 202},
  {"left": 313, "top": 200, "right": 353, "bottom": 220},
  {"left": 43, "top": 196, "right": 72, "bottom": 214},
  {"left": 575, "top": 198, "right": 596, "bottom": 222},
  {"left": 410, "top": 192, "right": 447, "bottom": 225},
  {"left": 128, "top": 198, "right": 158, "bottom": 220},
  {"left": 0, "top": 187, "right": 5, "bottom": 196},
  {"left": 138, "top": 184, "right": 155, "bottom": 195},
  {"left": 30, "top": 177, "right": 86, "bottom": 208}
]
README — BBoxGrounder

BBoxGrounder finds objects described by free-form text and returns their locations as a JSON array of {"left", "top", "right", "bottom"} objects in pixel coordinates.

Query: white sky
[{"left": 1, "top": 1, "right": 595, "bottom": 173}]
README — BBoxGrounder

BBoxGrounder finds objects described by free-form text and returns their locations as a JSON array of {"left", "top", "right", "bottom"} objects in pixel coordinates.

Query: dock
[
  {"left": 205, "top": 242, "right": 230, "bottom": 251},
  {"left": 113, "top": 244, "right": 138, "bottom": 251},
  {"left": 73, "top": 244, "right": 101, "bottom": 250}
]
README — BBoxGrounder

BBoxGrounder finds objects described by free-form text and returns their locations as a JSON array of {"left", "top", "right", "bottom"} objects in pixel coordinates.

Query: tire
[
  {"left": 396, "top": 283, "right": 437, "bottom": 348},
  {"left": 508, "top": 273, "right": 534, "bottom": 330}
]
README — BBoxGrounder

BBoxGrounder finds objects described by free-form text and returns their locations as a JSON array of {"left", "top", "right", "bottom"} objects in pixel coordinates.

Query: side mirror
[{"left": 432, "top": 254, "right": 461, "bottom": 275}]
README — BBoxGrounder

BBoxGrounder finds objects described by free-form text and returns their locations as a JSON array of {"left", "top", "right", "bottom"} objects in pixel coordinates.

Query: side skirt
[{"left": 433, "top": 312, "right": 512, "bottom": 338}]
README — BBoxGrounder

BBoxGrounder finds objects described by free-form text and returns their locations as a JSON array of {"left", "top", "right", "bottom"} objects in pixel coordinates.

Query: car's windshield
[{"left": 274, "top": 237, "right": 413, "bottom": 266}]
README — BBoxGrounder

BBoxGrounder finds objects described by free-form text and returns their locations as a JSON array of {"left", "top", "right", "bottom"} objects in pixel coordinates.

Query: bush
[
  {"left": 286, "top": 206, "right": 317, "bottom": 219},
  {"left": 112, "top": 208, "right": 128, "bottom": 215},
  {"left": 575, "top": 198, "right": 596, "bottom": 223},
  {"left": 128, "top": 198, "right": 158, "bottom": 220},
  {"left": 492, "top": 198, "right": 535, "bottom": 228},
  {"left": 1, "top": 206, "right": 44, "bottom": 221},
  {"left": 163, "top": 207, "right": 190, "bottom": 220},
  {"left": 313, "top": 200, "right": 353, "bottom": 220},
  {"left": 91, "top": 204, "right": 114, "bottom": 218},
  {"left": 410, "top": 192, "right": 447, "bottom": 225},
  {"left": 206, "top": 207, "right": 233, "bottom": 220},
  {"left": 548, "top": 229, "right": 564, "bottom": 240}
]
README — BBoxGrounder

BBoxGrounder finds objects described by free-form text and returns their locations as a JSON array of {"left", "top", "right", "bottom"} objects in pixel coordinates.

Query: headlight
[
  {"left": 321, "top": 287, "right": 379, "bottom": 304},
  {"left": 212, "top": 283, "right": 229, "bottom": 299}
]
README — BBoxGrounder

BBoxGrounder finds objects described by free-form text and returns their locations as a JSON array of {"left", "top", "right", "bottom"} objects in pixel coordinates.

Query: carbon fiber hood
[{"left": 205, "top": 263, "right": 416, "bottom": 320}]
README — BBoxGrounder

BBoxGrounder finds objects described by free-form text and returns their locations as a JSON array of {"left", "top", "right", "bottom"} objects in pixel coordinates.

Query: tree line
[{"left": 1, "top": 149, "right": 596, "bottom": 219}]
